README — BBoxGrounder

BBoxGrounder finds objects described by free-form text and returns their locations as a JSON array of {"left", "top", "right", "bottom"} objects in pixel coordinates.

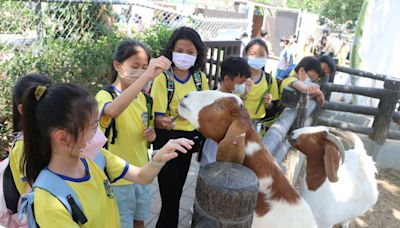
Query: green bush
[
  {"left": 135, "top": 24, "right": 173, "bottom": 57},
  {"left": 0, "top": 24, "right": 173, "bottom": 156},
  {"left": 0, "top": 34, "right": 124, "bottom": 155}
]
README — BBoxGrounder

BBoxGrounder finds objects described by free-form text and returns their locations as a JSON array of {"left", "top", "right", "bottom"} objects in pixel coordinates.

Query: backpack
[
  {"left": 0, "top": 134, "right": 24, "bottom": 227},
  {"left": 102, "top": 86, "right": 153, "bottom": 149},
  {"left": 18, "top": 152, "right": 107, "bottom": 227},
  {"left": 145, "top": 69, "right": 203, "bottom": 114}
]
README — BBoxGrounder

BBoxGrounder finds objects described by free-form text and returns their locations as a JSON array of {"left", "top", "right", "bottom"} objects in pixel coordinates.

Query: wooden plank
[
  {"left": 370, "top": 78, "right": 400, "bottom": 144},
  {"left": 336, "top": 65, "right": 387, "bottom": 81},
  {"left": 322, "top": 101, "right": 378, "bottom": 116},
  {"left": 317, "top": 117, "right": 373, "bottom": 135},
  {"left": 320, "top": 83, "right": 385, "bottom": 99}
]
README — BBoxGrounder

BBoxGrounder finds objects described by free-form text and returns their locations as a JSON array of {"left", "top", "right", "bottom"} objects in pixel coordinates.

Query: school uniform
[
  {"left": 96, "top": 88, "right": 152, "bottom": 227},
  {"left": 151, "top": 70, "right": 209, "bottom": 228},
  {"left": 34, "top": 149, "right": 128, "bottom": 228}
]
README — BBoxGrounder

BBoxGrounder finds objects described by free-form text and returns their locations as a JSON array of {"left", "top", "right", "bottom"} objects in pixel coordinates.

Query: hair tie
[{"left": 35, "top": 85, "right": 47, "bottom": 101}]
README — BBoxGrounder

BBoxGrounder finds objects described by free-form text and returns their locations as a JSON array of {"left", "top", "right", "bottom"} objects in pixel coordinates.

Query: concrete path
[{"left": 145, "top": 155, "right": 200, "bottom": 228}]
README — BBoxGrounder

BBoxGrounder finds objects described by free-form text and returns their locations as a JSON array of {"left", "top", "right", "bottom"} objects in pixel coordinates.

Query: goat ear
[
  {"left": 216, "top": 119, "right": 246, "bottom": 164},
  {"left": 323, "top": 141, "right": 340, "bottom": 182}
]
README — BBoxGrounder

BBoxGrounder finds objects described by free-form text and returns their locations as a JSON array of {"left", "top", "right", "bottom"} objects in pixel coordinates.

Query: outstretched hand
[
  {"left": 145, "top": 56, "right": 172, "bottom": 80},
  {"left": 153, "top": 138, "right": 194, "bottom": 163}
]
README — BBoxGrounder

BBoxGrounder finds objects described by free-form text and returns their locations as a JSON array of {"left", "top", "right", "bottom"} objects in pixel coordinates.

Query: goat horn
[{"left": 326, "top": 132, "right": 345, "bottom": 165}]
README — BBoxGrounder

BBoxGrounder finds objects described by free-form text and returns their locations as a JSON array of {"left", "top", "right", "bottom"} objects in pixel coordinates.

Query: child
[
  {"left": 20, "top": 83, "right": 193, "bottom": 227},
  {"left": 150, "top": 27, "right": 209, "bottom": 228},
  {"left": 0, "top": 74, "right": 51, "bottom": 227},
  {"left": 276, "top": 37, "right": 294, "bottom": 79},
  {"left": 96, "top": 39, "right": 170, "bottom": 228},
  {"left": 279, "top": 56, "right": 325, "bottom": 106},
  {"left": 243, "top": 38, "right": 280, "bottom": 132},
  {"left": 200, "top": 56, "right": 251, "bottom": 166}
]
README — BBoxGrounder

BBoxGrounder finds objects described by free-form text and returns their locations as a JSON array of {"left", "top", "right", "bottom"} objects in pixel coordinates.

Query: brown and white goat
[
  {"left": 289, "top": 126, "right": 378, "bottom": 228},
  {"left": 178, "top": 90, "right": 316, "bottom": 228}
]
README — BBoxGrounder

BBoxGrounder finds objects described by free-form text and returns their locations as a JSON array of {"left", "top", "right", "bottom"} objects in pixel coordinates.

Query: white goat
[
  {"left": 289, "top": 126, "right": 379, "bottom": 228},
  {"left": 178, "top": 90, "right": 317, "bottom": 228}
]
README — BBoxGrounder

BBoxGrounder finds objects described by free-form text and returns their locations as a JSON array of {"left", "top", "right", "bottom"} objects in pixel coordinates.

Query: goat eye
[{"left": 216, "top": 104, "right": 225, "bottom": 110}]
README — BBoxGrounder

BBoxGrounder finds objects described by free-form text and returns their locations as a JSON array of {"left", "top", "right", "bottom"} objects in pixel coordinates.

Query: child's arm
[
  {"left": 104, "top": 56, "right": 171, "bottom": 118},
  {"left": 123, "top": 138, "right": 194, "bottom": 184}
]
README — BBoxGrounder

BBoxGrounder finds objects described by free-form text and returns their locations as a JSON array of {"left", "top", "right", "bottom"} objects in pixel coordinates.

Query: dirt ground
[{"left": 347, "top": 168, "right": 400, "bottom": 228}]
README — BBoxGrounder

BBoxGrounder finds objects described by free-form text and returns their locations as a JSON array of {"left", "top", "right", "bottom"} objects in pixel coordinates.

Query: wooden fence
[
  {"left": 317, "top": 65, "right": 400, "bottom": 144},
  {"left": 204, "top": 40, "right": 241, "bottom": 89}
]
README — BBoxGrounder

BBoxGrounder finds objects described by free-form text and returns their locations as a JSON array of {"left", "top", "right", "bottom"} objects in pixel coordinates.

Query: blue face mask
[{"left": 247, "top": 57, "right": 267, "bottom": 70}]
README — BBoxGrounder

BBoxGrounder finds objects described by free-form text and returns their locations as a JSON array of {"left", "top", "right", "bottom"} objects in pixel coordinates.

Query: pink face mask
[{"left": 80, "top": 127, "right": 107, "bottom": 159}]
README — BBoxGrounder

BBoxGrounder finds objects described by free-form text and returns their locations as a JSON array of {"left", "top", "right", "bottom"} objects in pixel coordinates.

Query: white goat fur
[{"left": 292, "top": 127, "right": 378, "bottom": 228}]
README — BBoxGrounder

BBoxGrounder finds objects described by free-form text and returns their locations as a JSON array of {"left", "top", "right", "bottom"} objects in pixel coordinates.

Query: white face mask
[
  {"left": 247, "top": 57, "right": 267, "bottom": 70},
  {"left": 172, "top": 52, "right": 197, "bottom": 70},
  {"left": 232, "top": 83, "right": 246, "bottom": 95},
  {"left": 80, "top": 128, "right": 107, "bottom": 160}
]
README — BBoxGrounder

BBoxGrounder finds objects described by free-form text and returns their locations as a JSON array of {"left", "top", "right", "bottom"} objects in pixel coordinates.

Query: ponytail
[{"left": 21, "top": 85, "right": 52, "bottom": 185}]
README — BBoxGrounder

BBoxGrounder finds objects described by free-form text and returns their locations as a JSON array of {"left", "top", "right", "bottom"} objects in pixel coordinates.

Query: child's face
[
  {"left": 55, "top": 109, "right": 99, "bottom": 158},
  {"left": 173, "top": 39, "right": 198, "bottom": 57},
  {"left": 246, "top": 44, "right": 267, "bottom": 58},
  {"left": 321, "top": 63, "right": 331, "bottom": 77},
  {"left": 224, "top": 75, "right": 247, "bottom": 93},
  {"left": 118, "top": 46, "right": 149, "bottom": 86},
  {"left": 299, "top": 68, "right": 319, "bottom": 82}
]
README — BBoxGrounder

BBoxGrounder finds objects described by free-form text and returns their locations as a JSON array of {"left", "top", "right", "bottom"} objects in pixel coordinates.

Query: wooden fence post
[
  {"left": 192, "top": 162, "right": 259, "bottom": 228},
  {"left": 370, "top": 77, "right": 400, "bottom": 144}
]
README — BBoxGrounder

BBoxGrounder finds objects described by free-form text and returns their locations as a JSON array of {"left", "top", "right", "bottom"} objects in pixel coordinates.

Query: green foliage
[
  {"left": 319, "top": 0, "right": 364, "bottom": 25},
  {"left": 135, "top": 24, "right": 173, "bottom": 57},
  {"left": 287, "top": 0, "right": 320, "bottom": 13},
  {"left": 0, "top": 1, "right": 36, "bottom": 34},
  {"left": 0, "top": 34, "right": 124, "bottom": 154}
]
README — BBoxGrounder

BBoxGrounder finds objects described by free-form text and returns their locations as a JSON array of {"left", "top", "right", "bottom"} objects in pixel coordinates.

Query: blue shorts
[{"left": 113, "top": 184, "right": 152, "bottom": 228}]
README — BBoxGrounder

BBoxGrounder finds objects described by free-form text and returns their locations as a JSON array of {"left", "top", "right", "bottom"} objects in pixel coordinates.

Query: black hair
[
  {"left": 244, "top": 38, "right": 269, "bottom": 56},
  {"left": 162, "top": 27, "right": 206, "bottom": 73},
  {"left": 21, "top": 83, "right": 97, "bottom": 184},
  {"left": 260, "top": 29, "right": 268, "bottom": 37},
  {"left": 280, "top": 37, "right": 289, "bottom": 45},
  {"left": 319, "top": 55, "right": 336, "bottom": 76},
  {"left": 220, "top": 56, "right": 251, "bottom": 81},
  {"left": 294, "top": 56, "right": 322, "bottom": 77},
  {"left": 12, "top": 74, "right": 52, "bottom": 133},
  {"left": 110, "top": 39, "right": 150, "bottom": 84}
]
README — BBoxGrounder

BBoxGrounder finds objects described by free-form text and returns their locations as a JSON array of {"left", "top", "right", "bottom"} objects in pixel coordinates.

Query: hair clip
[{"left": 35, "top": 85, "right": 47, "bottom": 101}]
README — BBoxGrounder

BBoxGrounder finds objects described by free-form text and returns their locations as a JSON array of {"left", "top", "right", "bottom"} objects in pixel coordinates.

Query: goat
[
  {"left": 178, "top": 90, "right": 317, "bottom": 228},
  {"left": 289, "top": 126, "right": 378, "bottom": 228}
]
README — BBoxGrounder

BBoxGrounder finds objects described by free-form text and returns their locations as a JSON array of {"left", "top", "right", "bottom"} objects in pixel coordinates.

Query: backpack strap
[
  {"left": 164, "top": 69, "right": 203, "bottom": 114},
  {"left": 143, "top": 93, "right": 153, "bottom": 128},
  {"left": 164, "top": 69, "right": 175, "bottom": 114},
  {"left": 18, "top": 192, "right": 36, "bottom": 228},
  {"left": 192, "top": 71, "right": 203, "bottom": 91},
  {"left": 102, "top": 86, "right": 118, "bottom": 149},
  {"left": 33, "top": 169, "right": 88, "bottom": 225},
  {"left": 94, "top": 151, "right": 106, "bottom": 170},
  {"left": 255, "top": 71, "right": 272, "bottom": 115}
]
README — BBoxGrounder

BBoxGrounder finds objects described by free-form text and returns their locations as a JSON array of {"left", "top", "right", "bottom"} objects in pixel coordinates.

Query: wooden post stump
[{"left": 192, "top": 162, "right": 259, "bottom": 228}]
